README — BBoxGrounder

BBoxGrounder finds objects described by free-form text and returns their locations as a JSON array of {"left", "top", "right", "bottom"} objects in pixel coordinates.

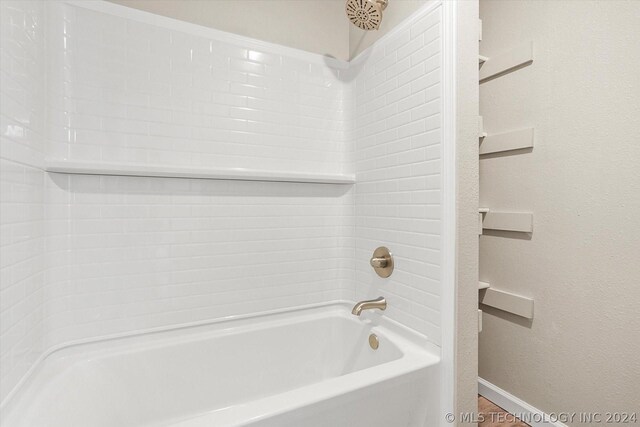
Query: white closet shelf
[
  {"left": 480, "top": 128, "right": 534, "bottom": 156},
  {"left": 478, "top": 281, "right": 490, "bottom": 290},
  {"left": 44, "top": 160, "right": 356, "bottom": 184},
  {"left": 480, "top": 210, "right": 533, "bottom": 233},
  {"left": 478, "top": 55, "right": 489, "bottom": 65},
  {"left": 480, "top": 287, "right": 534, "bottom": 319}
]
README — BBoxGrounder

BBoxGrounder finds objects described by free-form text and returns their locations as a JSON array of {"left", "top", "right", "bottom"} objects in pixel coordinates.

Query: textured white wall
[
  {"left": 0, "top": 0, "right": 46, "bottom": 403},
  {"left": 352, "top": 4, "right": 443, "bottom": 343},
  {"left": 453, "top": 0, "right": 480, "bottom": 419},
  {"left": 479, "top": 0, "right": 640, "bottom": 419}
]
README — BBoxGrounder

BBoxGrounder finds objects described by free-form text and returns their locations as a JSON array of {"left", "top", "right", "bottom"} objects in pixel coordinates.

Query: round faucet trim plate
[{"left": 370, "top": 246, "right": 394, "bottom": 278}]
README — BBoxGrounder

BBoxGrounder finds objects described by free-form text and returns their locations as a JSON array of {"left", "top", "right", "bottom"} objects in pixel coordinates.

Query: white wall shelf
[
  {"left": 481, "top": 210, "right": 533, "bottom": 233},
  {"left": 480, "top": 128, "right": 534, "bottom": 155},
  {"left": 479, "top": 281, "right": 491, "bottom": 290},
  {"left": 480, "top": 287, "right": 534, "bottom": 319},
  {"left": 479, "top": 41, "right": 533, "bottom": 83},
  {"left": 44, "top": 160, "right": 356, "bottom": 184}
]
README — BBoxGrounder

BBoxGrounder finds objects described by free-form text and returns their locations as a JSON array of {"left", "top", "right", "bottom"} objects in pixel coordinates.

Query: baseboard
[{"left": 478, "top": 378, "right": 569, "bottom": 427}]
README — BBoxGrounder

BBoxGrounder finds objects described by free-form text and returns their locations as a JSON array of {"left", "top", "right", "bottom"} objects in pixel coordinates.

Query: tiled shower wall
[
  {"left": 353, "top": 4, "right": 443, "bottom": 343},
  {"left": 1, "top": 0, "right": 445, "bottom": 402},
  {"left": 0, "top": 1, "right": 46, "bottom": 402},
  {"left": 43, "top": 2, "right": 355, "bottom": 348},
  {"left": 45, "top": 175, "right": 353, "bottom": 346},
  {"left": 46, "top": 2, "right": 351, "bottom": 174}
]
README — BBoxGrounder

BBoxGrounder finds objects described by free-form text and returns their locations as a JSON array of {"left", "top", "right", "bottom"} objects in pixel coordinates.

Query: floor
[{"left": 478, "top": 396, "right": 530, "bottom": 427}]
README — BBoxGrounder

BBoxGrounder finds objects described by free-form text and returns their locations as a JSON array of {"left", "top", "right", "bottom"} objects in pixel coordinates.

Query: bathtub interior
[{"left": 1, "top": 304, "right": 437, "bottom": 427}]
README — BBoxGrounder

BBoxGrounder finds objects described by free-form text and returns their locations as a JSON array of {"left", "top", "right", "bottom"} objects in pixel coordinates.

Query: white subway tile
[
  {"left": 1, "top": 4, "right": 445, "bottom": 403},
  {"left": 354, "top": 5, "right": 443, "bottom": 342}
]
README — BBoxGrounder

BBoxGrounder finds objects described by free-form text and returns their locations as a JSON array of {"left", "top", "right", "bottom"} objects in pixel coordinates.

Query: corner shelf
[{"left": 44, "top": 160, "right": 356, "bottom": 184}]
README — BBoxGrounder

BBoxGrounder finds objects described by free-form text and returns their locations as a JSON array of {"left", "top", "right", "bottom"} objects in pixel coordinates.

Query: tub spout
[{"left": 351, "top": 297, "right": 387, "bottom": 316}]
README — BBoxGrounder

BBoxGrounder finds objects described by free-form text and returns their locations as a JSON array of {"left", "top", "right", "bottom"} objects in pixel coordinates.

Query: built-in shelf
[
  {"left": 478, "top": 55, "right": 488, "bottom": 65},
  {"left": 480, "top": 128, "right": 534, "bottom": 155},
  {"left": 478, "top": 281, "right": 534, "bottom": 320},
  {"left": 481, "top": 210, "right": 533, "bottom": 233},
  {"left": 479, "top": 41, "right": 533, "bottom": 83},
  {"left": 44, "top": 160, "right": 356, "bottom": 184},
  {"left": 480, "top": 287, "right": 534, "bottom": 319}
]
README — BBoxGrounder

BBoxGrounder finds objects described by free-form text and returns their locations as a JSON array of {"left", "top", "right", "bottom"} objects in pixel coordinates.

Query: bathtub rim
[{"left": 0, "top": 300, "right": 440, "bottom": 416}]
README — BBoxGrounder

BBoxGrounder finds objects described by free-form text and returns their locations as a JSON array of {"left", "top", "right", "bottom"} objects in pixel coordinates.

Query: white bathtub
[{"left": 1, "top": 303, "right": 440, "bottom": 427}]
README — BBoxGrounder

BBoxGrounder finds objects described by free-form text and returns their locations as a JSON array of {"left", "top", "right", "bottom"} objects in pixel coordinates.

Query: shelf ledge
[
  {"left": 44, "top": 160, "right": 356, "bottom": 184},
  {"left": 480, "top": 287, "right": 534, "bottom": 319},
  {"left": 481, "top": 211, "right": 533, "bottom": 233},
  {"left": 480, "top": 128, "right": 534, "bottom": 156}
]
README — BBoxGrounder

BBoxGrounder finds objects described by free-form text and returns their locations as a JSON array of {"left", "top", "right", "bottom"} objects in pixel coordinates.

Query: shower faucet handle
[
  {"left": 370, "top": 257, "right": 388, "bottom": 268},
  {"left": 369, "top": 247, "right": 394, "bottom": 278}
]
